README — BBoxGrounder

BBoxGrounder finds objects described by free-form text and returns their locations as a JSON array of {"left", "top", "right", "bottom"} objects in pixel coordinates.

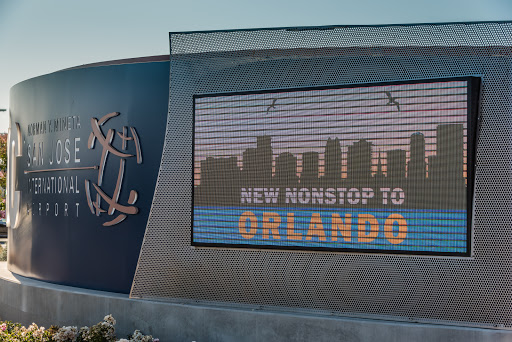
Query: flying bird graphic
[
  {"left": 384, "top": 91, "right": 400, "bottom": 112},
  {"left": 266, "top": 98, "right": 277, "bottom": 114}
]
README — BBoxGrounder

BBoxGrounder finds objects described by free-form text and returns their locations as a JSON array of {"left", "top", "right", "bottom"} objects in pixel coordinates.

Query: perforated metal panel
[{"left": 131, "top": 22, "right": 512, "bottom": 328}]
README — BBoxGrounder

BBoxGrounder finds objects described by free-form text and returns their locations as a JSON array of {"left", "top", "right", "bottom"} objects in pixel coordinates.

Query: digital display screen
[{"left": 192, "top": 78, "right": 478, "bottom": 255}]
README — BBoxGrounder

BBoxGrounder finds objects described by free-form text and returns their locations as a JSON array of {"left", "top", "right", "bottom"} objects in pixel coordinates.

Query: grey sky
[{"left": 1, "top": 0, "right": 511, "bottom": 133}]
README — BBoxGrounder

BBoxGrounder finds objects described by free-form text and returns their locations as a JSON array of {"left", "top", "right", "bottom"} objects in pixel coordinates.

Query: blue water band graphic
[{"left": 193, "top": 207, "right": 467, "bottom": 253}]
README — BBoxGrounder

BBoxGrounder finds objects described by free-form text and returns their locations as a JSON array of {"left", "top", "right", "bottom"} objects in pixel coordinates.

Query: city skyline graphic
[
  {"left": 194, "top": 81, "right": 468, "bottom": 174},
  {"left": 193, "top": 79, "right": 469, "bottom": 210}
]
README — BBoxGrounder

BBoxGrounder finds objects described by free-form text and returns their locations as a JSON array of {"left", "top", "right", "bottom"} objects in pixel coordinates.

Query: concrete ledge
[{"left": 0, "top": 262, "right": 511, "bottom": 342}]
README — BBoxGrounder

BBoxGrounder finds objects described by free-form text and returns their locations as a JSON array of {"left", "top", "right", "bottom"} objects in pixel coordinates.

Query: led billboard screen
[{"left": 192, "top": 77, "right": 479, "bottom": 255}]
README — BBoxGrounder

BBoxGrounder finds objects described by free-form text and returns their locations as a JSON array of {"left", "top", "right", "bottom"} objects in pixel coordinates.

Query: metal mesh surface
[{"left": 131, "top": 22, "right": 512, "bottom": 328}]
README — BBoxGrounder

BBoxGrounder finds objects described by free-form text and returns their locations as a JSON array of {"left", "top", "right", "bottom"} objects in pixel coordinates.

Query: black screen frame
[{"left": 191, "top": 76, "right": 481, "bottom": 257}]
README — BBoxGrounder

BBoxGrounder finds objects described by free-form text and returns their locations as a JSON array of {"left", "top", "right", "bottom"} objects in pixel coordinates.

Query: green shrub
[
  {"left": 0, "top": 244, "right": 6, "bottom": 262},
  {"left": 0, "top": 315, "right": 158, "bottom": 342}
]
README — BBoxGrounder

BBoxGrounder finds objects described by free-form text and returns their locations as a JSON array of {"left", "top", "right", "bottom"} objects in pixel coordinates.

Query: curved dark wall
[{"left": 8, "top": 59, "right": 169, "bottom": 293}]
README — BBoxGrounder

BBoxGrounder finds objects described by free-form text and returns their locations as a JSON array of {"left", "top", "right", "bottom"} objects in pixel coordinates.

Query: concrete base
[{"left": 0, "top": 262, "right": 511, "bottom": 342}]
